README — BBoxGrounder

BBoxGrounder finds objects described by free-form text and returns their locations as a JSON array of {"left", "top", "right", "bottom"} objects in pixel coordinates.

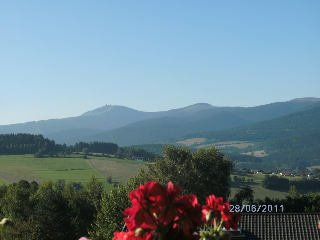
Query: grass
[
  {"left": 87, "top": 158, "right": 147, "bottom": 183},
  {"left": 196, "top": 141, "right": 255, "bottom": 150},
  {"left": 0, "top": 176, "right": 8, "bottom": 185},
  {"left": 3, "top": 154, "right": 317, "bottom": 198},
  {"left": 307, "top": 165, "right": 320, "bottom": 171},
  {"left": 0, "top": 154, "right": 147, "bottom": 191},
  {"left": 175, "top": 138, "right": 206, "bottom": 146},
  {"left": 229, "top": 173, "right": 308, "bottom": 201}
]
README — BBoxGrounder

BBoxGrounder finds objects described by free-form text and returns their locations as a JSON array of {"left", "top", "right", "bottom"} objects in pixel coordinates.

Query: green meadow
[
  {"left": 1, "top": 155, "right": 318, "bottom": 199},
  {"left": 0, "top": 154, "right": 147, "bottom": 191},
  {"left": 229, "top": 173, "right": 287, "bottom": 200},
  {"left": 229, "top": 172, "right": 320, "bottom": 201}
]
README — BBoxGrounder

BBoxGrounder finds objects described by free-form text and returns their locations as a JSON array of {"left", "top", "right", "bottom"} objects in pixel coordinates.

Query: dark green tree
[
  {"left": 83, "top": 148, "right": 89, "bottom": 156},
  {"left": 89, "top": 174, "right": 147, "bottom": 240},
  {"left": 28, "top": 181, "right": 76, "bottom": 239},
  {"left": 138, "top": 145, "right": 233, "bottom": 204},
  {"left": 288, "top": 185, "right": 299, "bottom": 198},
  {"left": 232, "top": 185, "right": 254, "bottom": 205},
  {"left": 62, "top": 182, "right": 96, "bottom": 237},
  {"left": 0, "top": 183, "right": 32, "bottom": 223},
  {"left": 233, "top": 176, "right": 238, "bottom": 182},
  {"left": 86, "top": 175, "right": 104, "bottom": 210}
]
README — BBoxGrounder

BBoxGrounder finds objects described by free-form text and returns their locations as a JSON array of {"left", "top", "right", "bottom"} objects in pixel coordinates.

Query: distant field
[
  {"left": 87, "top": 158, "right": 147, "bottom": 183},
  {"left": 196, "top": 141, "right": 255, "bottom": 149},
  {"left": 307, "top": 165, "right": 320, "bottom": 171},
  {"left": 175, "top": 138, "right": 206, "bottom": 146},
  {"left": 3, "top": 155, "right": 318, "bottom": 199},
  {"left": 229, "top": 173, "right": 310, "bottom": 201},
  {"left": 215, "top": 141, "right": 255, "bottom": 149},
  {"left": 0, "top": 155, "right": 147, "bottom": 191},
  {"left": 241, "top": 150, "right": 268, "bottom": 157}
]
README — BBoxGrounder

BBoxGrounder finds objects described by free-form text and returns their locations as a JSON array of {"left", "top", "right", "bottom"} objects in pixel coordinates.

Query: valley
[
  {"left": 0, "top": 154, "right": 146, "bottom": 191},
  {"left": 1, "top": 98, "right": 320, "bottom": 200}
]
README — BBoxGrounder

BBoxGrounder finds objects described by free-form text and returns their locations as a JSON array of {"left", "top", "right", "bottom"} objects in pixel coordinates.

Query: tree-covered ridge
[
  {"left": 71, "top": 141, "right": 118, "bottom": 154},
  {"left": 262, "top": 131, "right": 320, "bottom": 167},
  {"left": 0, "top": 134, "right": 57, "bottom": 155},
  {"left": 229, "top": 131, "right": 320, "bottom": 169},
  {"left": 129, "top": 144, "right": 170, "bottom": 157},
  {"left": 0, "top": 133, "right": 160, "bottom": 161},
  {"left": 183, "top": 105, "right": 320, "bottom": 142}
]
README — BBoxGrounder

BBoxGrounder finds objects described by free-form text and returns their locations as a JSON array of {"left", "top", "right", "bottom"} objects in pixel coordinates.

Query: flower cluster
[{"left": 113, "top": 181, "right": 241, "bottom": 240}]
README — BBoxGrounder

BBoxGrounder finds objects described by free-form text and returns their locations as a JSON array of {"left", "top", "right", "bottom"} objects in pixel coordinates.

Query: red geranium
[
  {"left": 202, "top": 194, "right": 241, "bottom": 230},
  {"left": 172, "top": 195, "right": 203, "bottom": 236},
  {"left": 223, "top": 212, "right": 241, "bottom": 230},
  {"left": 124, "top": 181, "right": 168, "bottom": 230},
  {"left": 113, "top": 231, "right": 153, "bottom": 240},
  {"left": 112, "top": 181, "right": 241, "bottom": 240}
]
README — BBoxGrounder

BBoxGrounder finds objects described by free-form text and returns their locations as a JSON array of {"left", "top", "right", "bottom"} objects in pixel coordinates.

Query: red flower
[
  {"left": 202, "top": 194, "right": 241, "bottom": 230},
  {"left": 113, "top": 231, "right": 135, "bottom": 240},
  {"left": 113, "top": 231, "right": 155, "bottom": 240},
  {"left": 223, "top": 213, "right": 241, "bottom": 230},
  {"left": 172, "top": 195, "right": 203, "bottom": 236},
  {"left": 166, "top": 181, "right": 182, "bottom": 202},
  {"left": 121, "top": 181, "right": 240, "bottom": 239},
  {"left": 124, "top": 181, "right": 168, "bottom": 230},
  {"left": 202, "top": 195, "right": 226, "bottom": 223}
]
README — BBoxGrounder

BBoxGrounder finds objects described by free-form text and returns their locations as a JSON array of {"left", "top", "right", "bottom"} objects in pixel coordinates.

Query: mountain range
[{"left": 0, "top": 98, "right": 320, "bottom": 148}]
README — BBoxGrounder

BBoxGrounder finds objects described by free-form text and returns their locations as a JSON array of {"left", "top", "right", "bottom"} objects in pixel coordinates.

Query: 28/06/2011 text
[{"left": 230, "top": 205, "right": 284, "bottom": 213}]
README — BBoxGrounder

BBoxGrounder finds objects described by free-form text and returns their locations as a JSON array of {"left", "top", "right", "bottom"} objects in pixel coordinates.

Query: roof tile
[{"left": 238, "top": 213, "right": 320, "bottom": 240}]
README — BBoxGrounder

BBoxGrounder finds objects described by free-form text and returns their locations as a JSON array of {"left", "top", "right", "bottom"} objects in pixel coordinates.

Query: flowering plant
[{"left": 112, "top": 181, "right": 241, "bottom": 240}]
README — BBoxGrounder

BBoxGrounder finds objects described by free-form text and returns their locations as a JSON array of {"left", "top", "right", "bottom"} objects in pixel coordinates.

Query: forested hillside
[
  {"left": 1, "top": 99, "right": 319, "bottom": 146},
  {"left": 263, "top": 131, "right": 320, "bottom": 167},
  {"left": 0, "top": 134, "right": 159, "bottom": 161},
  {"left": 171, "top": 105, "right": 320, "bottom": 169},
  {"left": 181, "top": 105, "right": 320, "bottom": 143}
]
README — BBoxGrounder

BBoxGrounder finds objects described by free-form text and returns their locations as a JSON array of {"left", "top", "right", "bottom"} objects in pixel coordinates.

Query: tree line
[
  {"left": 262, "top": 174, "right": 320, "bottom": 191},
  {"left": 230, "top": 184, "right": 320, "bottom": 213},
  {"left": 0, "top": 133, "right": 159, "bottom": 160}
]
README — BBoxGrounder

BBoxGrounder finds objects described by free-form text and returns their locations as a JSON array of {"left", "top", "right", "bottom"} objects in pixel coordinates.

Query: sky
[{"left": 1, "top": 1, "right": 319, "bottom": 125}]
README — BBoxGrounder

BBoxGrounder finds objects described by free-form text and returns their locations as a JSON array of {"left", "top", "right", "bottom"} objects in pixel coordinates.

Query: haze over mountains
[{"left": 1, "top": 98, "right": 320, "bottom": 147}]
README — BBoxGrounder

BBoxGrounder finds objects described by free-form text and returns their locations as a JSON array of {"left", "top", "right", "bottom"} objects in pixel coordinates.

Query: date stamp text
[{"left": 230, "top": 205, "right": 284, "bottom": 213}]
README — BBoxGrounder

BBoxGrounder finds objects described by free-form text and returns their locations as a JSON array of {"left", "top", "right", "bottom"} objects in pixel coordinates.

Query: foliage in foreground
[
  {"left": 89, "top": 145, "right": 234, "bottom": 239},
  {"left": 0, "top": 176, "right": 103, "bottom": 240}
]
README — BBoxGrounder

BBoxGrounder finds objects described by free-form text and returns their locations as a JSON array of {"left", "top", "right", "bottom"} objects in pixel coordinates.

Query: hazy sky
[{"left": 1, "top": 1, "right": 319, "bottom": 125}]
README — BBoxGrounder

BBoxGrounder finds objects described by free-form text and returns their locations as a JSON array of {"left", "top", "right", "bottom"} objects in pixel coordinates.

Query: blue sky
[{"left": 1, "top": 1, "right": 319, "bottom": 125}]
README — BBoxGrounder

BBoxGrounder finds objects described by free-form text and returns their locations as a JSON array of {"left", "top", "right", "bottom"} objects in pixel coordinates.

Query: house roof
[
  {"left": 280, "top": 171, "right": 293, "bottom": 175},
  {"left": 239, "top": 213, "right": 320, "bottom": 240}
]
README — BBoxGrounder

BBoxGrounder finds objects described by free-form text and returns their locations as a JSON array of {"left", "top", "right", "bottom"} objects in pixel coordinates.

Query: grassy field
[
  {"left": 0, "top": 176, "right": 8, "bottom": 185},
  {"left": 87, "top": 158, "right": 147, "bottom": 183},
  {"left": 1, "top": 154, "right": 319, "bottom": 198},
  {"left": 307, "top": 165, "right": 320, "bottom": 171},
  {"left": 175, "top": 138, "right": 206, "bottom": 146},
  {"left": 0, "top": 154, "right": 147, "bottom": 191},
  {"left": 228, "top": 172, "right": 313, "bottom": 201}
]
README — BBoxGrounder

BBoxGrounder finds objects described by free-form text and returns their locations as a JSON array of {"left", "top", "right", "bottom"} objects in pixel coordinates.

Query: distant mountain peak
[
  {"left": 169, "top": 103, "right": 214, "bottom": 115},
  {"left": 191, "top": 103, "right": 213, "bottom": 107},
  {"left": 81, "top": 104, "right": 132, "bottom": 116},
  {"left": 289, "top": 97, "right": 320, "bottom": 102},
  {"left": 182, "top": 103, "right": 213, "bottom": 109}
]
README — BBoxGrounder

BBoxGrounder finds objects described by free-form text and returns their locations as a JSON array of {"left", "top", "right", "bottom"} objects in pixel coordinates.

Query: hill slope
[
  {"left": 1, "top": 98, "right": 319, "bottom": 146},
  {"left": 0, "top": 103, "right": 214, "bottom": 136},
  {"left": 179, "top": 104, "right": 320, "bottom": 143},
  {"left": 63, "top": 111, "right": 252, "bottom": 146}
]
